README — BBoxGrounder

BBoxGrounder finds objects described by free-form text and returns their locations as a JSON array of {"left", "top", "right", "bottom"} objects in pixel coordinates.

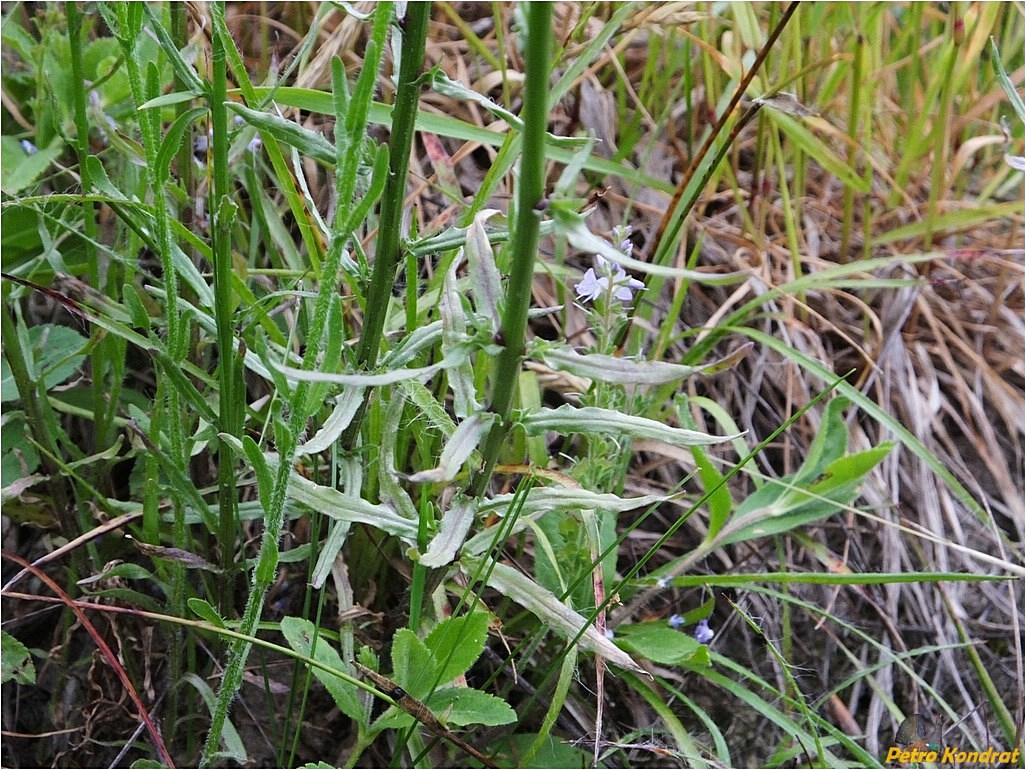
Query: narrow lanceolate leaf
[
  {"left": 298, "top": 388, "right": 367, "bottom": 454},
  {"left": 226, "top": 102, "right": 335, "bottom": 165},
  {"left": 465, "top": 559, "right": 645, "bottom": 675},
  {"left": 276, "top": 362, "right": 443, "bottom": 386},
  {"left": 416, "top": 497, "right": 475, "bottom": 568},
  {"left": 441, "top": 262, "right": 479, "bottom": 418},
  {"left": 520, "top": 405, "right": 741, "bottom": 448},
  {"left": 406, "top": 413, "right": 495, "bottom": 484},
  {"left": 549, "top": 204, "right": 746, "bottom": 283},
  {"left": 537, "top": 343, "right": 752, "bottom": 386},
  {"left": 464, "top": 209, "right": 504, "bottom": 328},
  {"left": 219, "top": 435, "right": 419, "bottom": 539}
]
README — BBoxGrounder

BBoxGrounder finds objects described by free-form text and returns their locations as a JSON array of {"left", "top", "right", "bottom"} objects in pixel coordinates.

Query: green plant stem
[
  {"left": 201, "top": 7, "right": 394, "bottom": 764},
  {"left": 354, "top": 4, "right": 430, "bottom": 372},
  {"left": 210, "top": 0, "right": 242, "bottom": 595},
  {"left": 112, "top": 5, "right": 193, "bottom": 750},
  {"left": 471, "top": 2, "right": 552, "bottom": 497},
  {"left": 67, "top": 3, "right": 107, "bottom": 453}
]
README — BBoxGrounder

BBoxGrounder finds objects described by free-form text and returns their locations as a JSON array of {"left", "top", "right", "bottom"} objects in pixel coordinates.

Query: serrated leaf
[
  {"left": 423, "top": 611, "right": 489, "bottom": 684},
  {"left": 391, "top": 628, "right": 435, "bottom": 699},
  {"left": 280, "top": 617, "right": 366, "bottom": 724},
  {"left": 425, "top": 686, "right": 516, "bottom": 727}
]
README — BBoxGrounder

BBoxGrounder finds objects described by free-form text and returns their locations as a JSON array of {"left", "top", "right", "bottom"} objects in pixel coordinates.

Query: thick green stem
[{"left": 471, "top": 2, "right": 552, "bottom": 496}]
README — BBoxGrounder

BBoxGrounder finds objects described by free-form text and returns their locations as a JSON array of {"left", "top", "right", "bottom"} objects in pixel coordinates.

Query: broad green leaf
[
  {"left": 391, "top": 628, "right": 435, "bottom": 699},
  {"left": 719, "top": 443, "right": 894, "bottom": 546},
  {"left": 502, "top": 733, "right": 591, "bottom": 769},
  {"left": 423, "top": 611, "right": 489, "bottom": 684},
  {"left": 1, "top": 630, "right": 35, "bottom": 685},
  {"left": 613, "top": 622, "right": 712, "bottom": 667},
  {"left": 691, "top": 444, "right": 733, "bottom": 540},
  {"left": 792, "top": 396, "right": 850, "bottom": 485},
  {"left": 0, "top": 324, "right": 88, "bottom": 402},
  {"left": 280, "top": 617, "right": 366, "bottom": 724},
  {"left": 425, "top": 687, "right": 516, "bottom": 727},
  {"left": 0, "top": 137, "right": 64, "bottom": 195},
  {"left": 188, "top": 598, "right": 226, "bottom": 629}
]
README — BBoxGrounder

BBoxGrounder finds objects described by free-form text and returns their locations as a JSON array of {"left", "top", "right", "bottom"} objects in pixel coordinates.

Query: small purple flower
[
  {"left": 574, "top": 225, "right": 644, "bottom": 305},
  {"left": 574, "top": 255, "right": 644, "bottom": 305},
  {"left": 694, "top": 618, "right": 714, "bottom": 644},
  {"left": 668, "top": 613, "right": 685, "bottom": 630}
]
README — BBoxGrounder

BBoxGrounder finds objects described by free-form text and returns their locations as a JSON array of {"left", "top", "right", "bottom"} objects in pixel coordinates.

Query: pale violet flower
[
  {"left": 694, "top": 618, "right": 715, "bottom": 644},
  {"left": 574, "top": 226, "right": 644, "bottom": 305},
  {"left": 575, "top": 254, "right": 644, "bottom": 304},
  {"left": 668, "top": 613, "right": 685, "bottom": 630}
]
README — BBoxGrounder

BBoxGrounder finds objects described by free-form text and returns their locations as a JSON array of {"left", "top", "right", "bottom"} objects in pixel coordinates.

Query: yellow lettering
[
  {"left": 941, "top": 745, "right": 958, "bottom": 763},
  {"left": 884, "top": 747, "right": 902, "bottom": 762}
]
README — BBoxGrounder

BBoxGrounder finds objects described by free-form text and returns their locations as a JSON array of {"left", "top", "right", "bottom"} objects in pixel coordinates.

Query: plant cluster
[{"left": 1, "top": 3, "right": 1022, "bottom": 768}]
